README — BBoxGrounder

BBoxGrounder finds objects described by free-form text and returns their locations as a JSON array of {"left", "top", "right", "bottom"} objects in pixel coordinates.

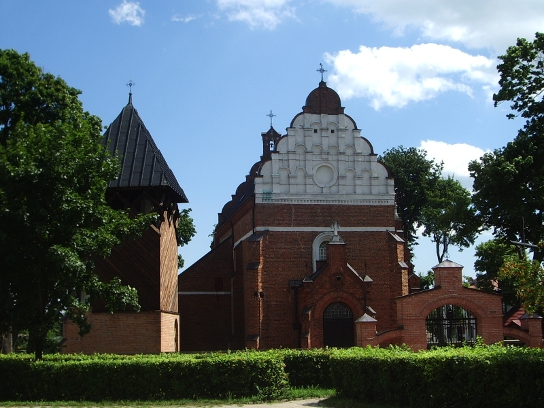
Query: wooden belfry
[{"left": 62, "top": 85, "right": 188, "bottom": 354}]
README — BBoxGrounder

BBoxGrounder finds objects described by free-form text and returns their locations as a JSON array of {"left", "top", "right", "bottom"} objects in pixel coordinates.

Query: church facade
[
  {"left": 179, "top": 80, "right": 412, "bottom": 350},
  {"left": 178, "top": 79, "right": 543, "bottom": 351}
]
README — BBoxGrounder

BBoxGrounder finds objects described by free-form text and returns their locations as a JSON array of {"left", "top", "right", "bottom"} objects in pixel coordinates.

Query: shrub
[
  {"left": 330, "top": 345, "right": 544, "bottom": 408},
  {"left": 274, "top": 348, "right": 333, "bottom": 388},
  {"left": 0, "top": 351, "right": 287, "bottom": 401}
]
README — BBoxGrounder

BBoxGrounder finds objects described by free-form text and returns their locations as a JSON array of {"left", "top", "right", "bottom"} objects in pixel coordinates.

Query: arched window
[
  {"left": 324, "top": 302, "right": 353, "bottom": 319},
  {"left": 318, "top": 241, "right": 328, "bottom": 261},
  {"left": 426, "top": 305, "right": 477, "bottom": 348},
  {"left": 312, "top": 232, "right": 333, "bottom": 272}
]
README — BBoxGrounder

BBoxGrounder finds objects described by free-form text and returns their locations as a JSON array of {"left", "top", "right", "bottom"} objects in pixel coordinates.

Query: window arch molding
[{"left": 312, "top": 232, "right": 333, "bottom": 272}]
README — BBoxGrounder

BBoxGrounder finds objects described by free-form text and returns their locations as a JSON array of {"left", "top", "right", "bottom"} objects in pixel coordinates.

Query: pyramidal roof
[{"left": 102, "top": 95, "right": 188, "bottom": 203}]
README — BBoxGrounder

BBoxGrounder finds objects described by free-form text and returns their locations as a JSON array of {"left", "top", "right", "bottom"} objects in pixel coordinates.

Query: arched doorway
[
  {"left": 426, "top": 304, "right": 477, "bottom": 348},
  {"left": 323, "top": 302, "right": 354, "bottom": 347}
]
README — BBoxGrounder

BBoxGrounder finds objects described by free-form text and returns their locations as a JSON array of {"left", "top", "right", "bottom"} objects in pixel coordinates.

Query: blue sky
[{"left": 1, "top": 0, "right": 543, "bottom": 277}]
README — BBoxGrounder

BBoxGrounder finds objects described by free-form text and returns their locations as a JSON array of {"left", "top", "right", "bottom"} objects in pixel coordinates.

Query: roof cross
[
  {"left": 126, "top": 79, "right": 135, "bottom": 104},
  {"left": 331, "top": 221, "right": 342, "bottom": 243},
  {"left": 266, "top": 110, "right": 276, "bottom": 127},
  {"left": 317, "top": 63, "right": 327, "bottom": 81}
]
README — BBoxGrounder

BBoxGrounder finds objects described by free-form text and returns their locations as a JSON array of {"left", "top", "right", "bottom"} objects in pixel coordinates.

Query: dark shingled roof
[{"left": 102, "top": 97, "right": 188, "bottom": 203}]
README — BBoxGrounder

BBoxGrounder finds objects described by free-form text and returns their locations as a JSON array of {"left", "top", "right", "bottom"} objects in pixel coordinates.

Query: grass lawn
[{"left": 0, "top": 388, "right": 399, "bottom": 408}]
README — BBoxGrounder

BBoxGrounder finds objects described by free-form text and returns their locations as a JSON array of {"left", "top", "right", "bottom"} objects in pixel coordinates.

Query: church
[
  {"left": 177, "top": 73, "right": 543, "bottom": 350},
  {"left": 63, "top": 72, "right": 543, "bottom": 354},
  {"left": 178, "top": 74, "right": 411, "bottom": 350}
]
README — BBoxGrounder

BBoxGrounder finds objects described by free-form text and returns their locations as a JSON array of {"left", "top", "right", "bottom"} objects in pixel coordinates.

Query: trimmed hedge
[
  {"left": 330, "top": 345, "right": 544, "bottom": 408},
  {"left": 0, "top": 351, "right": 287, "bottom": 401},
  {"left": 4, "top": 346, "right": 544, "bottom": 406},
  {"left": 276, "top": 348, "right": 333, "bottom": 388}
]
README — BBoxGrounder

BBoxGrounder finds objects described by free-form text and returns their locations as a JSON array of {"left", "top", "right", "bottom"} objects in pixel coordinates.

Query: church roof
[
  {"left": 302, "top": 81, "right": 345, "bottom": 115},
  {"left": 102, "top": 95, "right": 188, "bottom": 203}
]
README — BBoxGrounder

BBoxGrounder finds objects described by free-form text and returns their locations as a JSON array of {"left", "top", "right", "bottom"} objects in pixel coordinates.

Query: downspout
[
  {"left": 290, "top": 280, "right": 303, "bottom": 348},
  {"left": 252, "top": 193, "right": 256, "bottom": 233},
  {"left": 229, "top": 221, "right": 235, "bottom": 349},
  {"left": 295, "top": 286, "right": 301, "bottom": 348}
]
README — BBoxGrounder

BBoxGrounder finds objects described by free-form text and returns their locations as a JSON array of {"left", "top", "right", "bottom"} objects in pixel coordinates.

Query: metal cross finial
[
  {"left": 317, "top": 63, "right": 327, "bottom": 81},
  {"left": 126, "top": 79, "right": 135, "bottom": 104},
  {"left": 266, "top": 110, "right": 276, "bottom": 127}
]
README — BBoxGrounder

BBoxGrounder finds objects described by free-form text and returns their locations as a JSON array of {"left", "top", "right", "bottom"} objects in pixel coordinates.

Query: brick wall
[
  {"left": 255, "top": 203, "right": 395, "bottom": 229},
  {"left": 161, "top": 311, "right": 180, "bottom": 352},
  {"left": 62, "top": 310, "right": 178, "bottom": 354},
  {"left": 180, "top": 198, "right": 410, "bottom": 350},
  {"left": 178, "top": 238, "right": 234, "bottom": 351},
  {"left": 389, "top": 263, "right": 505, "bottom": 350}
]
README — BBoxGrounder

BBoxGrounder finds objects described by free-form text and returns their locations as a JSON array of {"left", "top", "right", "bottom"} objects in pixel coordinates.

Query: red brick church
[
  {"left": 177, "top": 77, "right": 543, "bottom": 351},
  {"left": 63, "top": 75, "right": 543, "bottom": 354}
]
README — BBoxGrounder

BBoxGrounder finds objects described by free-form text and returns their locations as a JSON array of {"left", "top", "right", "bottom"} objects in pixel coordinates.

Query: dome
[{"left": 302, "top": 81, "right": 345, "bottom": 115}]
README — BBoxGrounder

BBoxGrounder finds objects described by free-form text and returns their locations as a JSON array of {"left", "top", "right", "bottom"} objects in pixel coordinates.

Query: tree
[
  {"left": 420, "top": 176, "right": 481, "bottom": 263},
  {"left": 499, "top": 254, "right": 544, "bottom": 314},
  {"left": 493, "top": 32, "right": 544, "bottom": 136},
  {"left": 379, "top": 146, "right": 443, "bottom": 249},
  {"left": 177, "top": 208, "right": 196, "bottom": 269},
  {"left": 470, "top": 33, "right": 544, "bottom": 262},
  {"left": 474, "top": 239, "right": 518, "bottom": 306},
  {"left": 0, "top": 49, "right": 153, "bottom": 359},
  {"left": 469, "top": 33, "right": 544, "bottom": 312},
  {"left": 419, "top": 270, "right": 434, "bottom": 290}
]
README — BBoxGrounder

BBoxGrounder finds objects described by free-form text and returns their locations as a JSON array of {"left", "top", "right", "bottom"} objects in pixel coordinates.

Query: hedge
[
  {"left": 275, "top": 348, "right": 333, "bottom": 388},
  {"left": 3, "top": 346, "right": 544, "bottom": 406},
  {"left": 0, "top": 351, "right": 287, "bottom": 401},
  {"left": 330, "top": 345, "right": 544, "bottom": 408}
]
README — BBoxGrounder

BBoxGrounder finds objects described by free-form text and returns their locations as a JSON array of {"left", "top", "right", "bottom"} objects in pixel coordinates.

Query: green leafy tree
[
  {"left": 420, "top": 176, "right": 481, "bottom": 263},
  {"left": 499, "top": 254, "right": 544, "bottom": 314},
  {"left": 419, "top": 270, "right": 434, "bottom": 290},
  {"left": 469, "top": 33, "right": 544, "bottom": 312},
  {"left": 177, "top": 208, "right": 196, "bottom": 269},
  {"left": 0, "top": 49, "right": 152, "bottom": 359},
  {"left": 470, "top": 32, "right": 544, "bottom": 262},
  {"left": 474, "top": 239, "right": 518, "bottom": 305},
  {"left": 379, "top": 146, "right": 443, "bottom": 249}
]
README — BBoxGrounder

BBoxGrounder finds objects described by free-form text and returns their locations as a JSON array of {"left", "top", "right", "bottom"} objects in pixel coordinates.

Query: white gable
[{"left": 255, "top": 111, "right": 394, "bottom": 205}]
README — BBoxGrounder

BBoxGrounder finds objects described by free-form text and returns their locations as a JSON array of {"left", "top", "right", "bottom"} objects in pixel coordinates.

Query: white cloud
[
  {"left": 325, "top": 0, "right": 544, "bottom": 53},
  {"left": 419, "top": 140, "right": 488, "bottom": 190},
  {"left": 172, "top": 14, "right": 200, "bottom": 23},
  {"left": 109, "top": 1, "right": 145, "bottom": 26},
  {"left": 325, "top": 44, "right": 497, "bottom": 109},
  {"left": 216, "top": 0, "right": 295, "bottom": 29}
]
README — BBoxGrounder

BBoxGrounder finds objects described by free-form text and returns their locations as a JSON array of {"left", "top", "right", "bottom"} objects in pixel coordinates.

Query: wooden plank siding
[{"left": 159, "top": 208, "right": 179, "bottom": 313}]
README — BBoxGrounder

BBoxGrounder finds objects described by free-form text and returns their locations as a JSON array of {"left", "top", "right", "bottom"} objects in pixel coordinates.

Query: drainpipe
[{"left": 290, "top": 280, "right": 303, "bottom": 348}]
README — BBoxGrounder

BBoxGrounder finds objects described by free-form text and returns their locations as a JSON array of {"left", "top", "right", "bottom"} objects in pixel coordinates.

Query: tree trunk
[
  {"left": 1, "top": 333, "right": 13, "bottom": 354},
  {"left": 34, "top": 336, "right": 43, "bottom": 360}
]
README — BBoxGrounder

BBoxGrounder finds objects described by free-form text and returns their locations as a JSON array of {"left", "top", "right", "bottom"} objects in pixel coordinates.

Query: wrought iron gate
[{"left": 426, "top": 305, "right": 477, "bottom": 348}]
